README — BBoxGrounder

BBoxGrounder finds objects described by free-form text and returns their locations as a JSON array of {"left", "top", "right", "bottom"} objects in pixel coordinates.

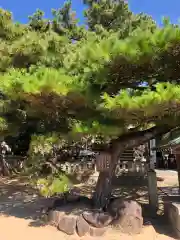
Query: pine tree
[{"left": 0, "top": 1, "right": 180, "bottom": 207}]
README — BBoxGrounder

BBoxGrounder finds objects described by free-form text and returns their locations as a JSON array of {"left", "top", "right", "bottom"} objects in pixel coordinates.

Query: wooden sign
[{"left": 96, "top": 152, "right": 111, "bottom": 172}]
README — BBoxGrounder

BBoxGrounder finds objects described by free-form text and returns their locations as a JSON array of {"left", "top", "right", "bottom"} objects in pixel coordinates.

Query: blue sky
[{"left": 1, "top": 0, "right": 180, "bottom": 25}]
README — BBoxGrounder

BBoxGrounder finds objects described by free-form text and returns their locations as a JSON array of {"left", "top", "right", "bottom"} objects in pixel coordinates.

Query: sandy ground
[{"left": 0, "top": 170, "right": 178, "bottom": 240}]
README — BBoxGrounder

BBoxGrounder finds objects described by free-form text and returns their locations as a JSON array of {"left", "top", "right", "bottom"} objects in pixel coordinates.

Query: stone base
[
  {"left": 46, "top": 192, "right": 143, "bottom": 237},
  {"left": 48, "top": 201, "right": 110, "bottom": 236},
  {"left": 108, "top": 198, "right": 143, "bottom": 234}
]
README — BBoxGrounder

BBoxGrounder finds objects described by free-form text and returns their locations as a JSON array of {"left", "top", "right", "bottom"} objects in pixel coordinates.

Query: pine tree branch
[{"left": 110, "top": 125, "right": 175, "bottom": 153}]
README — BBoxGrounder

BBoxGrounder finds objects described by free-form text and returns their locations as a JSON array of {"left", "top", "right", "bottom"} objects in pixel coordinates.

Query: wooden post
[
  {"left": 149, "top": 139, "right": 156, "bottom": 168},
  {"left": 175, "top": 153, "right": 180, "bottom": 192},
  {"left": 148, "top": 170, "right": 158, "bottom": 215}
]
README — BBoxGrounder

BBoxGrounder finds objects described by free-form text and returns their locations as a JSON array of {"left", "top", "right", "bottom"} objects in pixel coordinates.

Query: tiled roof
[{"left": 152, "top": 128, "right": 180, "bottom": 152}]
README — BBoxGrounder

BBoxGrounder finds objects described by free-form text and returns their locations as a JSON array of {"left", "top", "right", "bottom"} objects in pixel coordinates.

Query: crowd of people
[{"left": 156, "top": 152, "right": 177, "bottom": 169}]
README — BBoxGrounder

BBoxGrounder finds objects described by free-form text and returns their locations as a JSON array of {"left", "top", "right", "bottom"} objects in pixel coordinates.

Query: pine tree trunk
[
  {"left": 93, "top": 171, "right": 113, "bottom": 209},
  {"left": 92, "top": 125, "right": 172, "bottom": 209},
  {"left": 93, "top": 151, "right": 119, "bottom": 209}
]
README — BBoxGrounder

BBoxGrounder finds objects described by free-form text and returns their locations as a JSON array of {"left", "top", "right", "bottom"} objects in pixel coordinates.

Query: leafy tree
[
  {"left": 28, "top": 9, "right": 50, "bottom": 32},
  {"left": 84, "top": 0, "right": 156, "bottom": 37},
  {"left": 1, "top": 1, "right": 180, "bottom": 207},
  {"left": 51, "top": 0, "right": 86, "bottom": 40}
]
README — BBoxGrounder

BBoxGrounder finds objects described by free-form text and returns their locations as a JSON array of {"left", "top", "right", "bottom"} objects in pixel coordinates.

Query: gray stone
[
  {"left": 108, "top": 199, "right": 143, "bottom": 234},
  {"left": 89, "top": 226, "right": 107, "bottom": 236},
  {"left": 108, "top": 199, "right": 142, "bottom": 219},
  {"left": 76, "top": 215, "right": 90, "bottom": 237},
  {"left": 83, "top": 211, "right": 113, "bottom": 228},
  {"left": 48, "top": 209, "right": 63, "bottom": 226},
  {"left": 57, "top": 216, "right": 76, "bottom": 235},
  {"left": 48, "top": 201, "right": 91, "bottom": 235},
  {"left": 113, "top": 214, "right": 143, "bottom": 234}
]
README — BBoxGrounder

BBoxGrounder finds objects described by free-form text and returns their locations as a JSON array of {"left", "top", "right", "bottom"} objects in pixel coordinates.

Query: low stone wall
[
  {"left": 47, "top": 194, "right": 143, "bottom": 236},
  {"left": 60, "top": 160, "right": 148, "bottom": 176},
  {"left": 163, "top": 196, "right": 180, "bottom": 238}
]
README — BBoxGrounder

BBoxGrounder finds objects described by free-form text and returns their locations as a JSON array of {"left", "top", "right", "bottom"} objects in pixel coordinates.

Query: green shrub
[
  {"left": 25, "top": 133, "right": 68, "bottom": 177},
  {"left": 31, "top": 174, "right": 71, "bottom": 197}
]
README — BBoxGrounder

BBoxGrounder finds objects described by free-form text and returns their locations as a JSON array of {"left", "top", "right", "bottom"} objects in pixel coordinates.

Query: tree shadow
[
  {"left": 0, "top": 177, "right": 93, "bottom": 228},
  {"left": 29, "top": 194, "right": 93, "bottom": 227},
  {"left": 0, "top": 177, "right": 53, "bottom": 227},
  {"left": 150, "top": 216, "right": 177, "bottom": 239},
  {"left": 78, "top": 182, "right": 176, "bottom": 238},
  {"left": 0, "top": 176, "right": 177, "bottom": 239}
]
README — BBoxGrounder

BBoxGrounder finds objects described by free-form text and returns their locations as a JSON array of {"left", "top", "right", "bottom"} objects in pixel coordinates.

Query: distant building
[{"left": 151, "top": 128, "right": 180, "bottom": 169}]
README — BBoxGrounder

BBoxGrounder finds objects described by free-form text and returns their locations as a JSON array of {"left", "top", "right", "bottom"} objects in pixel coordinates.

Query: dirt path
[{"left": 0, "top": 172, "right": 178, "bottom": 240}]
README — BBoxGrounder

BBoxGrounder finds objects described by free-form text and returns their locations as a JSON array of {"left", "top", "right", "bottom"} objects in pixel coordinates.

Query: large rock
[
  {"left": 48, "top": 195, "right": 143, "bottom": 236},
  {"left": 48, "top": 199, "right": 93, "bottom": 235},
  {"left": 89, "top": 226, "right": 107, "bottom": 236},
  {"left": 58, "top": 216, "right": 77, "bottom": 235},
  {"left": 48, "top": 198, "right": 111, "bottom": 236},
  {"left": 76, "top": 215, "right": 90, "bottom": 237},
  {"left": 48, "top": 209, "right": 63, "bottom": 226},
  {"left": 48, "top": 201, "right": 90, "bottom": 223},
  {"left": 83, "top": 211, "right": 113, "bottom": 228},
  {"left": 108, "top": 199, "right": 143, "bottom": 234}
]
